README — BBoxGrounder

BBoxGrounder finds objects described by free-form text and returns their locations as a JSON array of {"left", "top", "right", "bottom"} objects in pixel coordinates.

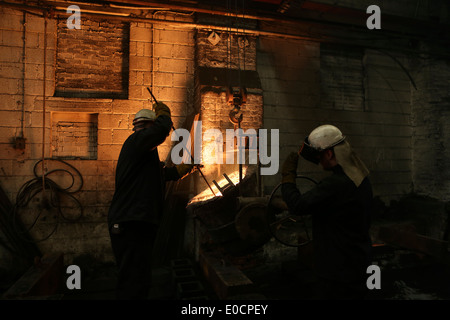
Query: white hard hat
[
  {"left": 308, "top": 124, "right": 345, "bottom": 151},
  {"left": 133, "top": 109, "right": 156, "bottom": 125}
]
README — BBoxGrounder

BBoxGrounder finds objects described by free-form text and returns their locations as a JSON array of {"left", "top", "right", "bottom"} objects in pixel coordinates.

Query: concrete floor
[
  {"left": 61, "top": 259, "right": 219, "bottom": 300},
  {"left": 60, "top": 245, "right": 450, "bottom": 301}
]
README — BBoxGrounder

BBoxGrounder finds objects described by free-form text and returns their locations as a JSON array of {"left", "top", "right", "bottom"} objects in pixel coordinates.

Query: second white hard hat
[
  {"left": 133, "top": 109, "right": 156, "bottom": 125},
  {"left": 308, "top": 124, "right": 346, "bottom": 151}
]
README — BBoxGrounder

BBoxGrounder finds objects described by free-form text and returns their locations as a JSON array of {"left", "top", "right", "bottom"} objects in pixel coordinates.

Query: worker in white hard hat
[
  {"left": 108, "top": 102, "right": 195, "bottom": 300},
  {"left": 132, "top": 108, "right": 157, "bottom": 131},
  {"left": 281, "top": 124, "right": 373, "bottom": 300}
]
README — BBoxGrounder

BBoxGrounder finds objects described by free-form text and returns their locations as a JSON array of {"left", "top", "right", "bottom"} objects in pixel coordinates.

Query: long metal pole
[{"left": 147, "top": 88, "right": 216, "bottom": 197}]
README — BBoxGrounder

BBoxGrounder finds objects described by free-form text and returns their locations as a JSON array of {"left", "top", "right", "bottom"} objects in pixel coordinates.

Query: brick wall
[
  {"left": 51, "top": 112, "right": 98, "bottom": 159},
  {"left": 258, "top": 38, "right": 413, "bottom": 203},
  {"left": 320, "top": 43, "right": 364, "bottom": 111},
  {"left": 194, "top": 28, "right": 263, "bottom": 186},
  {"left": 0, "top": 6, "right": 195, "bottom": 264},
  {"left": 55, "top": 17, "right": 129, "bottom": 98},
  {"left": 1, "top": 3, "right": 448, "bottom": 267},
  {"left": 196, "top": 30, "right": 257, "bottom": 71},
  {"left": 411, "top": 55, "right": 450, "bottom": 201}
]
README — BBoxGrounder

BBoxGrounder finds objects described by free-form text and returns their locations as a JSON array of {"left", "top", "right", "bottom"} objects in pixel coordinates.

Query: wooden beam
[
  {"left": 376, "top": 225, "right": 450, "bottom": 266},
  {"left": 199, "top": 252, "right": 254, "bottom": 299}
]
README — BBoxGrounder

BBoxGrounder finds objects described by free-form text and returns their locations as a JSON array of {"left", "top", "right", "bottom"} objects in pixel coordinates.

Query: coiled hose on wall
[{"left": 12, "top": 158, "right": 84, "bottom": 243}]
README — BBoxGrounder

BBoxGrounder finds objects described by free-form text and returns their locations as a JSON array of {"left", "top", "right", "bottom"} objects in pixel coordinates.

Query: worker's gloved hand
[
  {"left": 176, "top": 163, "right": 196, "bottom": 180},
  {"left": 154, "top": 102, "right": 171, "bottom": 118},
  {"left": 281, "top": 152, "right": 299, "bottom": 184},
  {"left": 193, "top": 164, "right": 204, "bottom": 171}
]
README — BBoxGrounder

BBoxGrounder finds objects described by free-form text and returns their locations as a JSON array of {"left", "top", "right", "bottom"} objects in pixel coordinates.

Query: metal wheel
[{"left": 266, "top": 175, "right": 317, "bottom": 247}]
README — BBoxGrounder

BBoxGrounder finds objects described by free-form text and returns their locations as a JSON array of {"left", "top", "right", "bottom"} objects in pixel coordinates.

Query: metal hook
[{"left": 229, "top": 106, "right": 243, "bottom": 125}]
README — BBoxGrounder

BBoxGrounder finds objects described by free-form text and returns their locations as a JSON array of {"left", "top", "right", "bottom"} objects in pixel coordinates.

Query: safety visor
[
  {"left": 133, "top": 117, "right": 154, "bottom": 126},
  {"left": 132, "top": 118, "right": 155, "bottom": 131},
  {"left": 299, "top": 137, "right": 321, "bottom": 165}
]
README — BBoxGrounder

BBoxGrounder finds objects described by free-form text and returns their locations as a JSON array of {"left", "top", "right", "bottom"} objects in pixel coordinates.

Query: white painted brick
[
  {"left": 26, "top": 15, "right": 46, "bottom": 34},
  {"left": 0, "top": 79, "right": 19, "bottom": 95},
  {"left": 97, "top": 129, "right": 112, "bottom": 145},
  {"left": 156, "top": 29, "right": 194, "bottom": 45},
  {"left": 23, "top": 79, "right": 53, "bottom": 96},
  {"left": 0, "top": 62, "right": 22, "bottom": 79},
  {"left": 130, "top": 25, "right": 152, "bottom": 42},
  {"left": 1, "top": 30, "right": 23, "bottom": 47},
  {"left": 129, "top": 55, "right": 151, "bottom": 71},
  {"left": 24, "top": 31, "right": 39, "bottom": 48},
  {"left": 0, "top": 94, "right": 22, "bottom": 111},
  {"left": 153, "top": 43, "right": 174, "bottom": 58},
  {"left": 157, "top": 57, "right": 190, "bottom": 73},
  {"left": 157, "top": 86, "right": 188, "bottom": 103},
  {"left": 129, "top": 41, "right": 137, "bottom": 56},
  {"left": 0, "top": 46, "right": 22, "bottom": 63},
  {"left": 128, "top": 85, "right": 145, "bottom": 100},
  {"left": 112, "top": 129, "right": 131, "bottom": 144},
  {"left": 0, "top": 10, "right": 23, "bottom": 31},
  {"left": 154, "top": 72, "right": 173, "bottom": 87}
]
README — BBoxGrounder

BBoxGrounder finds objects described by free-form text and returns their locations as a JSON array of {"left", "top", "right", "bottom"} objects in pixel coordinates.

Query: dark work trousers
[{"left": 109, "top": 221, "right": 158, "bottom": 300}]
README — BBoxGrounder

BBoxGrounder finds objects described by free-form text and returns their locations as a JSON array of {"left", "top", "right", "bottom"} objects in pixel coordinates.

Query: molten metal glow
[{"left": 188, "top": 167, "right": 247, "bottom": 204}]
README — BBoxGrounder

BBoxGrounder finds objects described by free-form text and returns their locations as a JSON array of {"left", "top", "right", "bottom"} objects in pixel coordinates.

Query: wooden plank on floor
[
  {"left": 377, "top": 225, "right": 450, "bottom": 265},
  {"left": 199, "top": 252, "right": 254, "bottom": 299}
]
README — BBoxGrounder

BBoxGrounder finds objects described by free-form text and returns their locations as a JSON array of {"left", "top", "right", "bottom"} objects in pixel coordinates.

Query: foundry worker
[
  {"left": 108, "top": 102, "right": 195, "bottom": 300},
  {"left": 281, "top": 124, "right": 373, "bottom": 300}
]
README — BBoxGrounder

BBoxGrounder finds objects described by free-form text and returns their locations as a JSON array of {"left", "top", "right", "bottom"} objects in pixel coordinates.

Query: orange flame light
[{"left": 188, "top": 167, "right": 247, "bottom": 204}]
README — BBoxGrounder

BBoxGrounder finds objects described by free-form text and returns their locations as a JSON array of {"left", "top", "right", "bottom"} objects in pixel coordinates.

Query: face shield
[
  {"left": 299, "top": 124, "right": 370, "bottom": 187},
  {"left": 299, "top": 137, "right": 321, "bottom": 165},
  {"left": 334, "top": 141, "right": 370, "bottom": 187}
]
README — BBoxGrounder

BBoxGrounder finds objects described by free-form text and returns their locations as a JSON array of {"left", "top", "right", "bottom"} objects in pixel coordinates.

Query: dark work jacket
[
  {"left": 107, "top": 115, "right": 180, "bottom": 229},
  {"left": 281, "top": 165, "right": 373, "bottom": 284}
]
